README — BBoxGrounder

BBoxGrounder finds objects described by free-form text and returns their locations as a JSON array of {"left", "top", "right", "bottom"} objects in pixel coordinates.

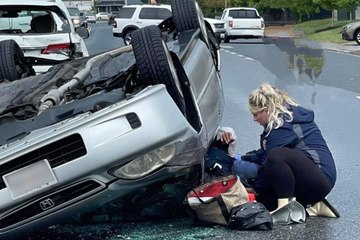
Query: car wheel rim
[
  {"left": 125, "top": 33, "right": 132, "bottom": 45},
  {"left": 13, "top": 52, "right": 27, "bottom": 78}
]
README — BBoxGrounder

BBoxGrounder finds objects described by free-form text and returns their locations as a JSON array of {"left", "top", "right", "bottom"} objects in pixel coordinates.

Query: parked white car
[
  {"left": 112, "top": 4, "right": 172, "bottom": 45},
  {"left": 0, "top": 0, "right": 90, "bottom": 80},
  {"left": 83, "top": 10, "right": 96, "bottom": 24},
  {"left": 220, "top": 7, "right": 265, "bottom": 43},
  {"left": 96, "top": 12, "right": 110, "bottom": 20}
]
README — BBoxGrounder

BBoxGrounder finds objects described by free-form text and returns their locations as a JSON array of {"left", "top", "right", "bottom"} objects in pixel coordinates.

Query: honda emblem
[{"left": 40, "top": 198, "right": 55, "bottom": 211}]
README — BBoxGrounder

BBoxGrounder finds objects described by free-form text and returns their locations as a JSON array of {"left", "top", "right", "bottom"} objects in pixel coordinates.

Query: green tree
[
  {"left": 338, "top": 0, "right": 360, "bottom": 19},
  {"left": 227, "top": 0, "right": 320, "bottom": 21},
  {"left": 311, "top": 0, "right": 360, "bottom": 25}
]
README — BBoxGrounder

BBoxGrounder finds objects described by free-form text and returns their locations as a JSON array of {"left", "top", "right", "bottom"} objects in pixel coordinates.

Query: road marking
[
  {"left": 221, "top": 48, "right": 255, "bottom": 61},
  {"left": 221, "top": 46, "right": 233, "bottom": 49}
]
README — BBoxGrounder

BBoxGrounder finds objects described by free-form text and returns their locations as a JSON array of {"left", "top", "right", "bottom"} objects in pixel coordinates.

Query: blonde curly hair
[{"left": 248, "top": 83, "right": 298, "bottom": 134}]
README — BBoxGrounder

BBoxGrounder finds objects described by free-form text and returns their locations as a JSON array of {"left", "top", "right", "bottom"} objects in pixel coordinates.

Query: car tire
[
  {"left": 355, "top": 29, "right": 360, "bottom": 45},
  {"left": 171, "top": 0, "right": 208, "bottom": 45},
  {"left": 123, "top": 29, "right": 136, "bottom": 46},
  {"left": 224, "top": 36, "right": 230, "bottom": 43},
  {"left": 0, "top": 40, "right": 35, "bottom": 81},
  {"left": 131, "top": 25, "right": 185, "bottom": 113}
]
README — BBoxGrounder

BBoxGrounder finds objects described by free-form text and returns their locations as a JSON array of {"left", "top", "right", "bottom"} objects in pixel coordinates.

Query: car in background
[
  {"left": 96, "top": 11, "right": 110, "bottom": 20},
  {"left": 205, "top": 17, "right": 226, "bottom": 43},
  {"left": 342, "top": 21, "right": 360, "bottom": 45},
  {"left": 83, "top": 10, "right": 96, "bottom": 24},
  {"left": 0, "top": 0, "right": 223, "bottom": 238},
  {"left": 0, "top": 0, "right": 89, "bottom": 80},
  {"left": 67, "top": 6, "right": 88, "bottom": 28},
  {"left": 112, "top": 4, "right": 172, "bottom": 45},
  {"left": 220, "top": 7, "right": 265, "bottom": 43}
]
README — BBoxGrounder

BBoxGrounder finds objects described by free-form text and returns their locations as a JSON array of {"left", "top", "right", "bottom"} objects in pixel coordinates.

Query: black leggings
[{"left": 256, "top": 147, "right": 334, "bottom": 211}]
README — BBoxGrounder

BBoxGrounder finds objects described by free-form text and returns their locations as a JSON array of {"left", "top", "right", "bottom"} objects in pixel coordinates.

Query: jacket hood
[{"left": 290, "top": 105, "right": 314, "bottom": 123}]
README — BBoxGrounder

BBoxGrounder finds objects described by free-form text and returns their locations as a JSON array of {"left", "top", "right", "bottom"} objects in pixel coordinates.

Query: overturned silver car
[{"left": 0, "top": 0, "right": 224, "bottom": 238}]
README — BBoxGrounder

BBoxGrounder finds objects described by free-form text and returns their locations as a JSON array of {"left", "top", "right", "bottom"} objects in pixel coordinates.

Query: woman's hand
[{"left": 220, "top": 132, "right": 235, "bottom": 145}]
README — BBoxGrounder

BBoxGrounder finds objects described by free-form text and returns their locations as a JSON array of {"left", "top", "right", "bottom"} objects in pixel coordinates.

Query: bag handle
[
  {"left": 215, "top": 195, "right": 231, "bottom": 222},
  {"left": 190, "top": 189, "right": 231, "bottom": 222}
]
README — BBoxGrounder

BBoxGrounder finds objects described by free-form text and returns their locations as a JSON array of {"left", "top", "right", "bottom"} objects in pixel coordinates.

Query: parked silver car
[
  {"left": 342, "top": 21, "right": 360, "bottom": 45},
  {"left": 0, "top": 0, "right": 223, "bottom": 238}
]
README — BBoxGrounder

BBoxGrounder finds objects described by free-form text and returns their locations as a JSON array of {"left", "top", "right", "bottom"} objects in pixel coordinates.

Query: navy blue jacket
[{"left": 243, "top": 105, "right": 337, "bottom": 186}]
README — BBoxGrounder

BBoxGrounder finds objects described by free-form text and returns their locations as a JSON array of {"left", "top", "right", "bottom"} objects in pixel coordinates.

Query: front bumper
[
  {"left": 342, "top": 30, "right": 352, "bottom": 41},
  {"left": 0, "top": 85, "right": 205, "bottom": 238},
  {"left": 214, "top": 29, "right": 226, "bottom": 40}
]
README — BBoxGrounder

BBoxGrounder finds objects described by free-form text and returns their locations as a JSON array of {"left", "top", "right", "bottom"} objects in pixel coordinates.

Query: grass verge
[{"left": 295, "top": 18, "right": 353, "bottom": 43}]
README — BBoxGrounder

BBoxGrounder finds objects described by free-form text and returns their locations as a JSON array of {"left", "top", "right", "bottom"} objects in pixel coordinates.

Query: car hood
[
  {"left": 345, "top": 21, "right": 360, "bottom": 28},
  {"left": 204, "top": 18, "right": 225, "bottom": 24}
]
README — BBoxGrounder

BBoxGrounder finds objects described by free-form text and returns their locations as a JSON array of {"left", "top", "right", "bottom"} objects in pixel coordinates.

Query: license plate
[
  {"left": 3, "top": 159, "right": 57, "bottom": 199},
  {"left": 220, "top": 33, "right": 225, "bottom": 39}
]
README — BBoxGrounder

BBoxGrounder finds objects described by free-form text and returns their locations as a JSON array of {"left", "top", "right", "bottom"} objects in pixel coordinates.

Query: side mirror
[
  {"left": 215, "top": 16, "right": 220, "bottom": 20},
  {"left": 75, "top": 27, "right": 90, "bottom": 39}
]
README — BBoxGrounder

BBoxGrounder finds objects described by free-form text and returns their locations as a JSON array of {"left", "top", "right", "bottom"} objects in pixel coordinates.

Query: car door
[{"left": 183, "top": 40, "right": 224, "bottom": 142}]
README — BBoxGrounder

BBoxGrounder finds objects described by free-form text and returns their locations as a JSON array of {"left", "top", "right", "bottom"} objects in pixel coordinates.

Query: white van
[{"left": 220, "top": 7, "right": 264, "bottom": 43}]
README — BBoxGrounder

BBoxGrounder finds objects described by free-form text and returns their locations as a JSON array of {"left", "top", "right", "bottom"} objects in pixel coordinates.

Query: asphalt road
[{"left": 23, "top": 23, "right": 360, "bottom": 240}]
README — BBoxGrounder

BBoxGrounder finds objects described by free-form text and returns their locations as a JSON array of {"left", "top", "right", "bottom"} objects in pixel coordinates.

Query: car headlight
[
  {"left": 111, "top": 144, "right": 176, "bottom": 179},
  {"left": 73, "top": 19, "right": 81, "bottom": 25},
  {"left": 344, "top": 25, "right": 352, "bottom": 29}
]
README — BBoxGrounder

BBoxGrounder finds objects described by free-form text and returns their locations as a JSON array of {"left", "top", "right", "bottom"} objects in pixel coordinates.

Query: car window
[
  {"left": 0, "top": 8, "right": 70, "bottom": 34},
  {"left": 111, "top": 6, "right": 120, "bottom": 12},
  {"left": 139, "top": 7, "right": 171, "bottom": 20},
  {"left": 118, "top": 7, "right": 136, "bottom": 18},
  {"left": 229, "top": 9, "right": 259, "bottom": 18}
]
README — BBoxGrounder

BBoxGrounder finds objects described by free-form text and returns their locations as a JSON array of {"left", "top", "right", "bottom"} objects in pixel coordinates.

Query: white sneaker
[{"left": 306, "top": 199, "right": 340, "bottom": 218}]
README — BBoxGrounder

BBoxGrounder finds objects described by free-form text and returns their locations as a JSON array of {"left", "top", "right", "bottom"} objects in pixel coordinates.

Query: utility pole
[{"left": 224, "top": 0, "right": 227, "bottom": 9}]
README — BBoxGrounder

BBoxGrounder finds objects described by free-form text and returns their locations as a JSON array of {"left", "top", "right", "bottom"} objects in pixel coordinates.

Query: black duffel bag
[{"left": 227, "top": 202, "right": 273, "bottom": 231}]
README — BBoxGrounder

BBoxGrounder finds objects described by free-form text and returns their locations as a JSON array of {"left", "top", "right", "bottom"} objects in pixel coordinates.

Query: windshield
[
  {"left": 0, "top": 7, "right": 70, "bottom": 34},
  {"left": 67, "top": 7, "right": 80, "bottom": 16}
]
